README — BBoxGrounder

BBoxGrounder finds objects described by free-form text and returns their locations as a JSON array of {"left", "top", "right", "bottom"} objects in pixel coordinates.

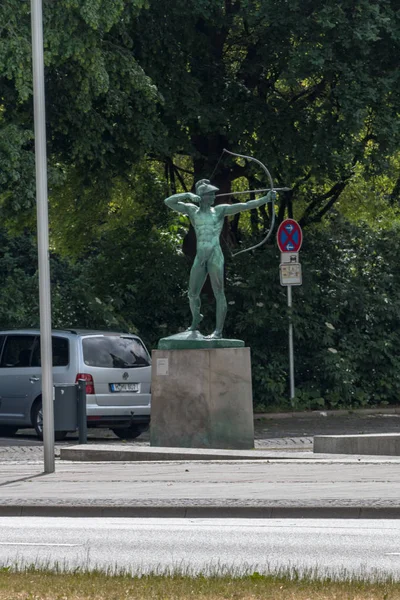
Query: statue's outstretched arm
[
  {"left": 164, "top": 192, "right": 199, "bottom": 215},
  {"left": 217, "top": 190, "right": 276, "bottom": 216}
]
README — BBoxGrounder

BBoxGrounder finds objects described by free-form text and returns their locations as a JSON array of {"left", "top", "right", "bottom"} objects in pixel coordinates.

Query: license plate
[{"left": 110, "top": 383, "right": 140, "bottom": 393}]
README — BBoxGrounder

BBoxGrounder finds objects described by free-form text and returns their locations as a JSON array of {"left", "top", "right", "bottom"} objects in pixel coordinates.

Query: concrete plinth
[
  {"left": 314, "top": 433, "right": 400, "bottom": 456},
  {"left": 150, "top": 348, "right": 254, "bottom": 449}
]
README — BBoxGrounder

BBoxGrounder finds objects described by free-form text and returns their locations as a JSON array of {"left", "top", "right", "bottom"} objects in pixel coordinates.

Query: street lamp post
[{"left": 31, "top": 0, "right": 55, "bottom": 473}]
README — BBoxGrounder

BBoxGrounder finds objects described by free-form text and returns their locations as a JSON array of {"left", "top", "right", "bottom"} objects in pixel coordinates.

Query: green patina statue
[{"left": 165, "top": 180, "right": 276, "bottom": 339}]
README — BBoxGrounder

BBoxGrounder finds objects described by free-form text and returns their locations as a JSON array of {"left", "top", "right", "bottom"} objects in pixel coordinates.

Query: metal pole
[
  {"left": 287, "top": 285, "right": 295, "bottom": 403},
  {"left": 77, "top": 380, "right": 88, "bottom": 445},
  {"left": 31, "top": 0, "right": 55, "bottom": 473}
]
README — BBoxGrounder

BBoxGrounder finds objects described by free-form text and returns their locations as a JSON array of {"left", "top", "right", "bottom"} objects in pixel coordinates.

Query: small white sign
[
  {"left": 157, "top": 358, "right": 169, "bottom": 376},
  {"left": 280, "top": 263, "right": 302, "bottom": 286},
  {"left": 281, "top": 252, "right": 299, "bottom": 264}
]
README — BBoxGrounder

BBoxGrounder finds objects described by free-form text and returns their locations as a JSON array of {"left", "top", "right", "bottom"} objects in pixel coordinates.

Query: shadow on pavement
[{"left": 0, "top": 471, "right": 47, "bottom": 487}]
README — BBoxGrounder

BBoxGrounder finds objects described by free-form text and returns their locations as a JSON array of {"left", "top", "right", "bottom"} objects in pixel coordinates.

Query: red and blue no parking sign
[{"left": 277, "top": 219, "right": 303, "bottom": 253}]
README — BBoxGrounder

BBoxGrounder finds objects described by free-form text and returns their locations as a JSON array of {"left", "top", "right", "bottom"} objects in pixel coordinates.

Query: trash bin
[{"left": 54, "top": 384, "right": 78, "bottom": 431}]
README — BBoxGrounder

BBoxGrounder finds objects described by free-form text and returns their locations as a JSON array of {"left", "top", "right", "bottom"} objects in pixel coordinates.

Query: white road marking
[{"left": 0, "top": 542, "right": 81, "bottom": 547}]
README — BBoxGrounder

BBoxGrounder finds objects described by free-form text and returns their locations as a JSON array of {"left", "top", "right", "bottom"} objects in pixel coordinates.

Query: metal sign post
[
  {"left": 31, "top": 0, "right": 55, "bottom": 473},
  {"left": 287, "top": 285, "right": 295, "bottom": 401},
  {"left": 277, "top": 220, "right": 303, "bottom": 405}
]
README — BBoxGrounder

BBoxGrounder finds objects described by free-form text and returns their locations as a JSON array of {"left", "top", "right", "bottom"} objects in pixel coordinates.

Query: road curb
[
  {"left": 1, "top": 505, "right": 400, "bottom": 519},
  {"left": 254, "top": 407, "right": 400, "bottom": 420},
  {"left": 60, "top": 445, "right": 317, "bottom": 462}
]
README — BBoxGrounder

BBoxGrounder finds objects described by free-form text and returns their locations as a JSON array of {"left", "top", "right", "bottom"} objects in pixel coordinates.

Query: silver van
[{"left": 0, "top": 329, "right": 151, "bottom": 440}]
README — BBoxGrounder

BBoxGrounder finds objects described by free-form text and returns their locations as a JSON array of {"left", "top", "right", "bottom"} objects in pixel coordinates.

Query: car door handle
[{"left": 30, "top": 376, "right": 40, "bottom": 383}]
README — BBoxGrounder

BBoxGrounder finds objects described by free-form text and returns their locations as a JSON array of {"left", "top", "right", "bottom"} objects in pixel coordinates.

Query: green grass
[{"left": 0, "top": 566, "right": 399, "bottom": 600}]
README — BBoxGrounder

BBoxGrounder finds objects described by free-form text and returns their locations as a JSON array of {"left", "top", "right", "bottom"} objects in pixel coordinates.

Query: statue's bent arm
[
  {"left": 216, "top": 192, "right": 272, "bottom": 217},
  {"left": 164, "top": 193, "right": 199, "bottom": 216}
]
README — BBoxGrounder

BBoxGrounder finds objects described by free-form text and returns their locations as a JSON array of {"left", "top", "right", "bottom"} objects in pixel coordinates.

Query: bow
[{"left": 215, "top": 148, "right": 277, "bottom": 257}]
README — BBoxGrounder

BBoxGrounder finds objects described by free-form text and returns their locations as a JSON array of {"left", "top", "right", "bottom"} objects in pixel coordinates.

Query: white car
[{"left": 0, "top": 329, "right": 151, "bottom": 439}]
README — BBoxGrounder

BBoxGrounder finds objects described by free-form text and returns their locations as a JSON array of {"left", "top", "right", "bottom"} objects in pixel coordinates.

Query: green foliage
[
  {"left": 1, "top": 0, "right": 400, "bottom": 413},
  {"left": 0, "top": 124, "right": 35, "bottom": 212},
  {"left": 78, "top": 202, "right": 400, "bottom": 411},
  {"left": 335, "top": 154, "right": 400, "bottom": 227},
  {"left": 3, "top": 213, "right": 400, "bottom": 411},
  {"left": 2, "top": 0, "right": 399, "bottom": 236},
  {"left": 0, "top": 0, "right": 161, "bottom": 221},
  {"left": 298, "top": 218, "right": 400, "bottom": 409},
  {"left": 223, "top": 216, "right": 400, "bottom": 410},
  {"left": 49, "top": 160, "right": 171, "bottom": 258},
  {"left": 0, "top": 229, "right": 39, "bottom": 328},
  {"left": 0, "top": 229, "right": 125, "bottom": 331},
  {"left": 81, "top": 222, "right": 190, "bottom": 349},
  {"left": 132, "top": 0, "right": 400, "bottom": 224}
]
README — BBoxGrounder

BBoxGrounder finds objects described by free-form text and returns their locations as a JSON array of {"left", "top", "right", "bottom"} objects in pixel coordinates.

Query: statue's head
[{"left": 195, "top": 179, "right": 219, "bottom": 206}]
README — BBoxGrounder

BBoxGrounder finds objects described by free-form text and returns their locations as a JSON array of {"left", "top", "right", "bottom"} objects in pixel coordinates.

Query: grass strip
[{"left": 0, "top": 570, "right": 399, "bottom": 600}]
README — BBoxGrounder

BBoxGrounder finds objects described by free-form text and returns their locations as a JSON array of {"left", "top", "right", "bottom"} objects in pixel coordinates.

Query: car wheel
[
  {"left": 111, "top": 425, "right": 146, "bottom": 440},
  {"left": 32, "top": 401, "right": 43, "bottom": 439},
  {"left": 0, "top": 426, "right": 18, "bottom": 437},
  {"left": 32, "top": 401, "right": 68, "bottom": 441}
]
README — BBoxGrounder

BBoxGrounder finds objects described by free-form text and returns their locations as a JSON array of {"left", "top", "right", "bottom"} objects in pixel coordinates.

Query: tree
[
  {"left": 2, "top": 1, "right": 398, "bottom": 248},
  {"left": 131, "top": 0, "right": 400, "bottom": 234},
  {"left": 0, "top": 0, "right": 162, "bottom": 224},
  {"left": 80, "top": 221, "right": 190, "bottom": 348},
  {"left": 0, "top": 228, "right": 124, "bottom": 330}
]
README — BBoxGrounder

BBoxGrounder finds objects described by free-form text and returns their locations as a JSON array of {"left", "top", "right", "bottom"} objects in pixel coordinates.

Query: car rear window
[{"left": 82, "top": 336, "right": 150, "bottom": 368}]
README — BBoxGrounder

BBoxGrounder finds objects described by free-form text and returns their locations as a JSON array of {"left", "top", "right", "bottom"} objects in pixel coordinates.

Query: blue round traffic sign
[{"left": 277, "top": 219, "right": 303, "bottom": 252}]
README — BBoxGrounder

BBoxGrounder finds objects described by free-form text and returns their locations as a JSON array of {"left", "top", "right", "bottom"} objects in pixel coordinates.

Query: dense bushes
[
  {"left": 224, "top": 217, "right": 400, "bottom": 410},
  {"left": 2, "top": 216, "right": 400, "bottom": 411},
  {"left": 0, "top": 229, "right": 125, "bottom": 332}
]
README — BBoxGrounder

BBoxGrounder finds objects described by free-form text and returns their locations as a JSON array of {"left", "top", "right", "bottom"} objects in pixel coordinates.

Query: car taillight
[{"left": 76, "top": 373, "right": 95, "bottom": 395}]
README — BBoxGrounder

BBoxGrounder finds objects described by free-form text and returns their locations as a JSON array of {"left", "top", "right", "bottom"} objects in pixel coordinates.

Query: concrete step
[
  {"left": 314, "top": 433, "right": 400, "bottom": 456},
  {"left": 60, "top": 445, "right": 314, "bottom": 462}
]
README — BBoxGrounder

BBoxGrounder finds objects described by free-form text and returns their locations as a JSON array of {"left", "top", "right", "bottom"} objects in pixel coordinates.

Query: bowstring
[{"left": 208, "top": 149, "right": 226, "bottom": 181}]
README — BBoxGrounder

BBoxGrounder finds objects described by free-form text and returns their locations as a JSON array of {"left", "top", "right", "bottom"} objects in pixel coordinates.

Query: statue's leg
[
  {"left": 187, "top": 258, "right": 207, "bottom": 331},
  {"left": 207, "top": 250, "right": 227, "bottom": 339}
]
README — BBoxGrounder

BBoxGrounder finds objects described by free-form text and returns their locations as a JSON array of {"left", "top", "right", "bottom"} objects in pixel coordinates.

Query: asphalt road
[{"left": 0, "top": 517, "right": 399, "bottom": 579}]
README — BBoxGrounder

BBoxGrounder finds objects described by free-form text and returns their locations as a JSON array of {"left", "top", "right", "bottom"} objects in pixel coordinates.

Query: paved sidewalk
[
  {"left": 1, "top": 412, "right": 399, "bottom": 519},
  {"left": 1, "top": 454, "right": 400, "bottom": 519}
]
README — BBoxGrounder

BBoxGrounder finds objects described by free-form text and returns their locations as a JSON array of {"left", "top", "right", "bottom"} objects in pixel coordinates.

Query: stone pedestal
[{"left": 150, "top": 347, "right": 254, "bottom": 450}]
